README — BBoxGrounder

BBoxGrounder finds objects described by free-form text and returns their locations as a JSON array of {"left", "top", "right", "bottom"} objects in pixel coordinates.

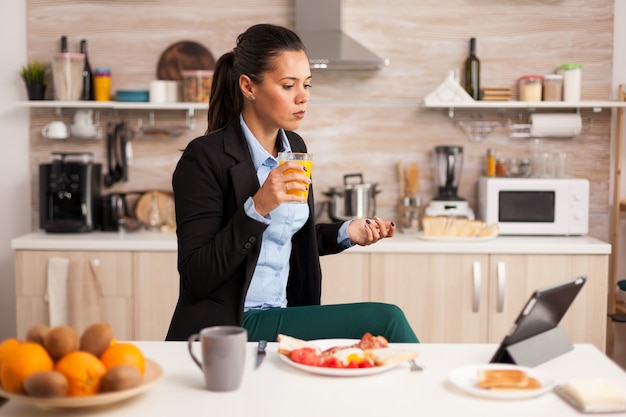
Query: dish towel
[
  {"left": 44, "top": 257, "right": 70, "bottom": 327},
  {"left": 68, "top": 258, "right": 104, "bottom": 332}
]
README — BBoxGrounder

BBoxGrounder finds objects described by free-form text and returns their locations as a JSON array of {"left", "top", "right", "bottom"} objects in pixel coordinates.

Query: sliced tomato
[{"left": 290, "top": 347, "right": 318, "bottom": 365}]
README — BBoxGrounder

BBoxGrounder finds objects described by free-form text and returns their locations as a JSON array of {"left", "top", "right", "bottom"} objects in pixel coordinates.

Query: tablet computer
[{"left": 490, "top": 275, "right": 587, "bottom": 365}]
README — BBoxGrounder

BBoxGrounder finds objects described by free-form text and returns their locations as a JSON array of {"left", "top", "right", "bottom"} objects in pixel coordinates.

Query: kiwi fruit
[
  {"left": 43, "top": 325, "right": 79, "bottom": 361},
  {"left": 99, "top": 365, "right": 142, "bottom": 393},
  {"left": 25, "top": 324, "right": 50, "bottom": 346},
  {"left": 80, "top": 322, "right": 114, "bottom": 357},
  {"left": 23, "top": 371, "right": 68, "bottom": 398}
]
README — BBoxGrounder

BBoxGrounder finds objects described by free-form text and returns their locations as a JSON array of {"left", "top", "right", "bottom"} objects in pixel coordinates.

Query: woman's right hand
[{"left": 252, "top": 161, "right": 311, "bottom": 216}]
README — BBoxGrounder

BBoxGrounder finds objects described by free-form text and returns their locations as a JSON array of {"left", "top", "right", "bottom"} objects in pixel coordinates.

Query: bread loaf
[{"left": 422, "top": 216, "right": 499, "bottom": 238}]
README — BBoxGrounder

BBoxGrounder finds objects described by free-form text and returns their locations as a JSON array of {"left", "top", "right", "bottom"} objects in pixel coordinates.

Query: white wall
[{"left": 0, "top": 0, "right": 29, "bottom": 340}]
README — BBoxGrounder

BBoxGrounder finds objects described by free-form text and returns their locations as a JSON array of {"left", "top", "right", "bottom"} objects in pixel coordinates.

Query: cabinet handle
[
  {"left": 497, "top": 261, "right": 506, "bottom": 313},
  {"left": 472, "top": 261, "right": 481, "bottom": 313}
]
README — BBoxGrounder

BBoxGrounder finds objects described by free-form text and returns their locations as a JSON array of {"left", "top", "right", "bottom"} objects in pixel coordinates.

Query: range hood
[{"left": 295, "top": 0, "right": 388, "bottom": 70}]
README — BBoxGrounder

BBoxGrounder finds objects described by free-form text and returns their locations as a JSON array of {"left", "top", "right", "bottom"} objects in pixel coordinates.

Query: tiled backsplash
[{"left": 26, "top": 0, "right": 615, "bottom": 240}]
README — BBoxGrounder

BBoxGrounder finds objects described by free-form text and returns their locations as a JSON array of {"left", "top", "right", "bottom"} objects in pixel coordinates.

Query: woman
[{"left": 166, "top": 24, "right": 418, "bottom": 343}]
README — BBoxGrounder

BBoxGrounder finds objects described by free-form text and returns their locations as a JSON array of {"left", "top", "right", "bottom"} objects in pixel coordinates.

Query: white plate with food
[
  {"left": 277, "top": 335, "right": 418, "bottom": 377},
  {"left": 0, "top": 359, "right": 162, "bottom": 409},
  {"left": 448, "top": 363, "right": 556, "bottom": 400},
  {"left": 416, "top": 233, "right": 498, "bottom": 243},
  {"left": 279, "top": 351, "right": 400, "bottom": 377}
]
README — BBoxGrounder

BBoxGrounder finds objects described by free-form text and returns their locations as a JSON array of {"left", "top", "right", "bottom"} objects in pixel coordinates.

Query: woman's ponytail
[{"left": 206, "top": 52, "right": 242, "bottom": 133}]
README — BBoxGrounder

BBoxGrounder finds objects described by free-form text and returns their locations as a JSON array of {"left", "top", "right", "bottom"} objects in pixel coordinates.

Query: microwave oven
[{"left": 477, "top": 177, "right": 589, "bottom": 236}]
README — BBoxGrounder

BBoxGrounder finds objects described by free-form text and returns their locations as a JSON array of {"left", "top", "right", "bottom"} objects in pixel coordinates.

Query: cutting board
[
  {"left": 135, "top": 190, "right": 175, "bottom": 227},
  {"left": 157, "top": 41, "right": 216, "bottom": 81}
]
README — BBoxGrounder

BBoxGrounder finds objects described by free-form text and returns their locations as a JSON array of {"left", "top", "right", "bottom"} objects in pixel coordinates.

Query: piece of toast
[
  {"left": 276, "top": 334, "right": 320, "bottom": 356},
  {"left": 366, "top": 347, "right": 419, "bottom": 366},
  {"left": 477, "top": 369, "right": 542, "bottom": 390}
]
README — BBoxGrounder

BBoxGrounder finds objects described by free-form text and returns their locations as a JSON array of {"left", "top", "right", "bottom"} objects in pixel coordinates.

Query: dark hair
[{"left": 206, "top": 24, "right": 306, "bottom": 133}]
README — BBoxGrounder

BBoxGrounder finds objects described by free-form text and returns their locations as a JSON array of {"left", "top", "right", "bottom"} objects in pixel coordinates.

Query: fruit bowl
[{"left": 0, "top": 359, "right": 162, "bottom": 409}]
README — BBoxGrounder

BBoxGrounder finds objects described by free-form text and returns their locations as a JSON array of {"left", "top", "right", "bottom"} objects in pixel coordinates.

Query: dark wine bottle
[
  {"left": 80, "top": 39, "right": 95, "bottom": 100},
  {"left": 464, "top": 37, "right": 480, "bottom": 100},
  {"left": 60, "top": 35, "right": 68, "bottom": 53}
]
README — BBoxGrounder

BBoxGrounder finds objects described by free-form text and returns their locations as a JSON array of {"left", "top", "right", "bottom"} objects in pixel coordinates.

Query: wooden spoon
[
  {"left": 398, "top": 160, "right": 405, "bottom": 198},
  {"left": 406, "top": 163, "right": 420, "bottom": 197}
]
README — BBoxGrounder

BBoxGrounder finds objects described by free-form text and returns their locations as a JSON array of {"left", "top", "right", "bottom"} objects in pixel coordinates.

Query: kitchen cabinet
[
  {"left": 14, "top": 248, "right": 180, "bottom": 342},
  {"left": 320, "top": 253, "right": 369, "bottom": 304},
  {"left": 14, "top": 250, "right": 134, "bottom": 340},
  {"left": 133, "top": 252, "right": 179, "bottom": 341},
  {"left": 322, "top": 251, "right": 608, "bottom": 351}
]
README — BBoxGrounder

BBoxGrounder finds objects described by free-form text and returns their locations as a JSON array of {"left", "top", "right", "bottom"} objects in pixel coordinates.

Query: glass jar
[
  {"left": 182, "top": 70, "right": 213, "bottom": 103},
  {"left": 542, "top": 74, "right": 563, "bottom": 101},
  {"left": 94, "top": 68, "right": 111, "bottom": 101},
  {"left": 518, "top": 75, "right": 543, "bottom": 101}
]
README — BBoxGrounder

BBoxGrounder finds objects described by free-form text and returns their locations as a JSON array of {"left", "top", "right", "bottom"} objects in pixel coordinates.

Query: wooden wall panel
[{"left": 25, "top": 0, "right": 615, "bottom": 240}]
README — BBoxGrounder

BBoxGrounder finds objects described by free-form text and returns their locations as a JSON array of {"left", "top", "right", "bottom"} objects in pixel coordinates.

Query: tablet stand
[{"left": 491, "top": 326, "right": 574, "bottom": 367}]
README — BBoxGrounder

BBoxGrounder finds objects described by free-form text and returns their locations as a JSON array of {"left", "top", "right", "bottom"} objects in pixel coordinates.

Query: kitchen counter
[{"left": 11, "top": 230, "right": 610, "bottom": 254}]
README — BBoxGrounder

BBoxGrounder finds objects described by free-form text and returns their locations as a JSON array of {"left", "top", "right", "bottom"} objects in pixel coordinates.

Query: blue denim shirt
[{"left": 240, "top": 115, "right": 352, "bottom": 311}]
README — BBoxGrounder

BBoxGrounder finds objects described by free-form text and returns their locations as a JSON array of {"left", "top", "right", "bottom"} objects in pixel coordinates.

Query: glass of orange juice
[{"left": 278, "top": 152, "right": 312, "bottom": 202}]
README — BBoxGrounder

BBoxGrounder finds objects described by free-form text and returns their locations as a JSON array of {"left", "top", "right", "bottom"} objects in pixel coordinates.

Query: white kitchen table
[{"left": 1, "top": 342, "right": 625, "bottom": 416}]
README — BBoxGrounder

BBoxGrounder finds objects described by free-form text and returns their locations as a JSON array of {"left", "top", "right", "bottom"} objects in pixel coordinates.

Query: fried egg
[{"left": 332, "top": 348, "right": 370, "bottom": 366}]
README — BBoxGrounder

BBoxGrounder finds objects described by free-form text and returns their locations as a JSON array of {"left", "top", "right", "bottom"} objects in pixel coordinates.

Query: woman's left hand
[{"left": 347, "top": 216, "right": 396, "bottom": 246}]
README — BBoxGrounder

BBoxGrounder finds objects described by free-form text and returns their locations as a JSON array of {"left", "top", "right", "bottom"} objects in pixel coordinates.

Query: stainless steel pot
[{"left": 323, "top": 173, "right": 380, "bottom": 221}]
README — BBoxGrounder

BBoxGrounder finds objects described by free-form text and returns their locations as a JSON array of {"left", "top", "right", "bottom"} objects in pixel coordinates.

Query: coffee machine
[
  {"left": 39, "top": 152, "right": 102, "bottom": 233},
  {"left": 425, "top": 145, "right": 475, "bottom": 219}
]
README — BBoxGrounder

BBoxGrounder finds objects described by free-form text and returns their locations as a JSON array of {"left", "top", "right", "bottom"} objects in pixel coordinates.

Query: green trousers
[{"left": 242, "top": 302, "right": 419, "bottom": 343}]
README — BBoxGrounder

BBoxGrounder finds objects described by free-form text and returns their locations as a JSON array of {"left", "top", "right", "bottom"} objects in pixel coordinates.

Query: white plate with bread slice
[
  {"left": 416, "top": 233, "right": 498, "bottom": 243},
  {"left": 448, "top": 363, "right": 556, "bottom": 400},
  {"left": 420, "top": 216, "right": 499, "bottom": 241}
]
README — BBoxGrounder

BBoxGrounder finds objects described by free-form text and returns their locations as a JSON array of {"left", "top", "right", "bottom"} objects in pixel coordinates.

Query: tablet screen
[{"left": 490, "top": 276, "right": 586, "bottom": 363}]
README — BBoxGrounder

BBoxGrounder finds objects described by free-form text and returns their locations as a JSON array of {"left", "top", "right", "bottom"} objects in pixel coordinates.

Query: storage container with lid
[
  {"left": 518, "top": 75, "right": 543, "bottom": 101},
  {"left": 182, "top": 70, "right": 213, "bottom": 103},
  {"left": 557, "top": 64, "right": 582, "bottom": 101},
  {"left": 557, "top": 63, "right": 582, "bottom": 102},
  {"left": 542, "top": 74, "right": 563, "bottom": 101}
]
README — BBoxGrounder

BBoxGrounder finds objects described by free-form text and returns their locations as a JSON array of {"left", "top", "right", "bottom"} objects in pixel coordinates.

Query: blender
[{"left": 425, "top": 145, "right": 475, "bottom": 219}]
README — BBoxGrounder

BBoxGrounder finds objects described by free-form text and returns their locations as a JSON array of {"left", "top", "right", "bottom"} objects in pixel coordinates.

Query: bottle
[
  {"left": 80, "top": 39, "right": 95, "bottom": 100},
  {"left": 60, "top": 35, "right": 67, "bottom": 53},
  {"left": 486, "top": 148, "right": 496, "bottom": 177},
  {"left": 464, "top": 37, "right": 480, "bottom": 100}
]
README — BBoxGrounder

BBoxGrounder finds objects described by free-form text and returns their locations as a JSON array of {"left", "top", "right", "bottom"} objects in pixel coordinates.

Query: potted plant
[{"left": 19, "top": 61, "right": 47, "bottom": 100}]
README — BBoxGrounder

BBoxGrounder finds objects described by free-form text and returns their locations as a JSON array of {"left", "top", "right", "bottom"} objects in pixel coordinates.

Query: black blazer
[{"left": 165, "top": 119, "right": 346, "bottom": 341}]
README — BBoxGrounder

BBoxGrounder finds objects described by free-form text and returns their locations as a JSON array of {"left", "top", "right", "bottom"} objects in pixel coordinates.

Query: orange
[
  {"left": 100, "top": 343, "right": 145, "bottom": 376},
  {"left": 55, "top": 351, "right": 107, "bottom": 396},
  {"left": 0, "top": 338, "right": 21, "bottom": 369},
  {"left": 1, "top": 342, "right": 53, "bottom": 394}
]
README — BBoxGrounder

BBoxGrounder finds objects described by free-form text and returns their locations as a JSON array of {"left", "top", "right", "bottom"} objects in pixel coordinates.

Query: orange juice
[{"left": 278, "top": 153, "right": 312, "bottom": 201}]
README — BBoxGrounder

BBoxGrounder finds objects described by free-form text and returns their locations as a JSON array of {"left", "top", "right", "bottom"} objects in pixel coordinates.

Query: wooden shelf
[
  {"left": 17, "top": 100, "right": 208, "bottom": 113},
  {"left": 423, "top": 99, "right": 626, "bottom": 118}
]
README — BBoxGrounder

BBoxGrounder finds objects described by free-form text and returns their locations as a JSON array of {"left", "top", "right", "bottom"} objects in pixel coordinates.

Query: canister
[
  {"left": 51, "top": 53, "right": 85, "bottom": 101},
  {"left": 94, "top": 68, "right": 111, "bottom": 101},
  {"left": 518, "top": 75, "right": 543, "bottom": 101},
  {"left": 557, "top": 63, "right": 582, "bottom": 102},
  {"left": 182, "top": 70, "right": 213, "bottom": 103},
  {"left": 542, "top": 74, "right": 563, "bottom": 101}
]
